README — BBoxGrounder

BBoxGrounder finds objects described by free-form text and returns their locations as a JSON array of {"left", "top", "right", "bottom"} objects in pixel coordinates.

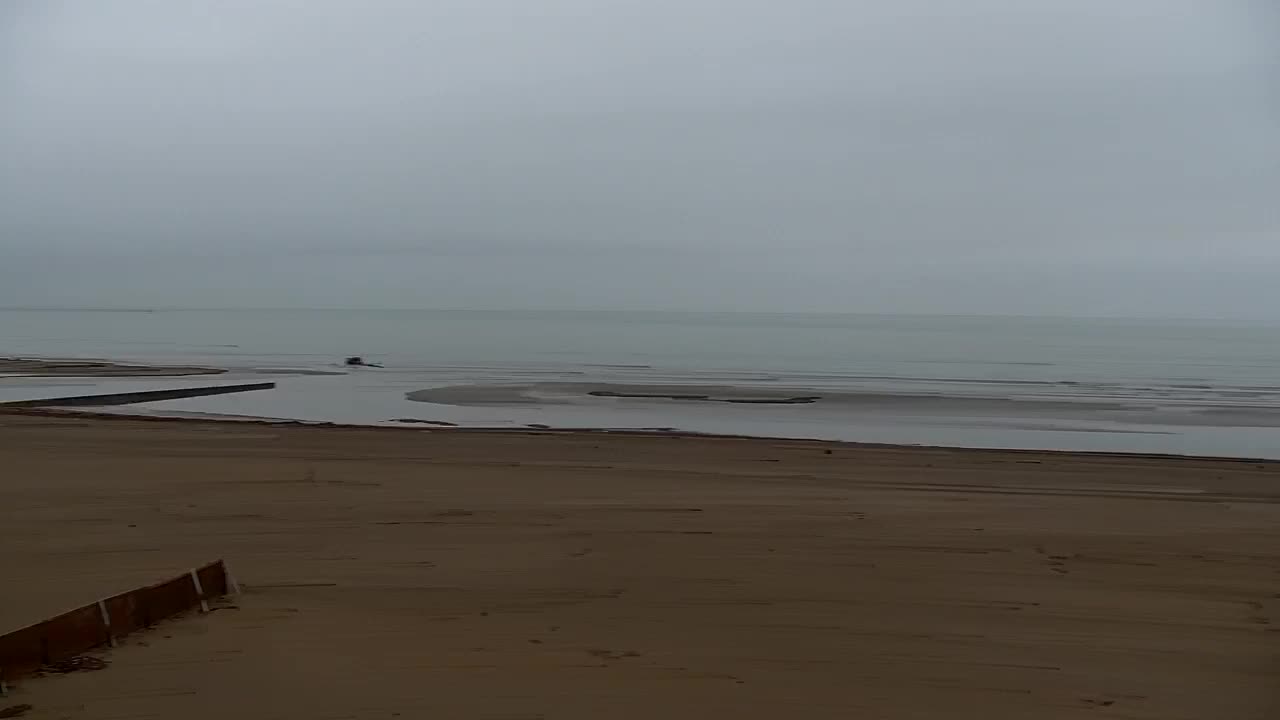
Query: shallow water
[{"left": 3, "top": 309, "right": 1279, "bottom": 457}]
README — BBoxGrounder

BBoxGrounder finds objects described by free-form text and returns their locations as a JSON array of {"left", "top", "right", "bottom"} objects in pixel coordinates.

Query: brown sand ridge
[
  {"left": 0, "top": 413, "right": 1277, "bottom": 719},
  {"left": 0, "top": 358, "right": 224, "bottom": 377}
]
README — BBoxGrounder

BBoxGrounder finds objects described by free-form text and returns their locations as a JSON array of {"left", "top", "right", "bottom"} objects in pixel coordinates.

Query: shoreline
[
  {"left": 5, "top": 405, "right": 1279, "bottom": 467},
  {"left": 6, "top": 355, "right": 1280, "bottom": 460}
]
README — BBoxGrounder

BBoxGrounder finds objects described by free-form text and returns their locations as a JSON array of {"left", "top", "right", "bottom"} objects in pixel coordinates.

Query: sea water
[{"left": 3, "top": 309, "right": 1279, "bottom": 458}]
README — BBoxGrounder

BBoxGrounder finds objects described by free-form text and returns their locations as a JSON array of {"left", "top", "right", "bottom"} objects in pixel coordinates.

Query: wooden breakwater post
[{"left": 0, "top": 560, "right": 237, "bottom": 691}]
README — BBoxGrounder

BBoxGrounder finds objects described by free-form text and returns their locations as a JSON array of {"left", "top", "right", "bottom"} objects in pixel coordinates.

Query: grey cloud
[{"left": 1, "top": 0, "right": 1277, "bottom": 315}]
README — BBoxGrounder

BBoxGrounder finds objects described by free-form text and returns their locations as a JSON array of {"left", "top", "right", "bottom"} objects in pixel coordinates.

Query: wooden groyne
[
  {"left": 0, "top": 561, "right": 235, "bottom": 689},
  {"left": 0, "top": 382, "right": 275, "bottom": 408}
]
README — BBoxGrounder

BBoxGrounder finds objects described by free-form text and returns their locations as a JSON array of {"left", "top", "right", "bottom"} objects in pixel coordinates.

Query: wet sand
[
  {"left": 1, "top": 413, "right": 1277, "bottom": 719},
  {"left": 0, "top": 358, "right": 224, "bottom": 377},
  {"left": 407, "top": 381, "right": 1280, "bottom": 428}
]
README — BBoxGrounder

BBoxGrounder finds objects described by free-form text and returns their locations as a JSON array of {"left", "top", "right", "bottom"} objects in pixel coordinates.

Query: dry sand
[{"left": 0, "top": 413, "right": 1276, "bottom": 719}]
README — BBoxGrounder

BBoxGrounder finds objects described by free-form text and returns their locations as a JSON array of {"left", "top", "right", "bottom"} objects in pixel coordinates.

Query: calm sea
[{"left": 3, "top": 309, "right": 1280, "bottom": 457}]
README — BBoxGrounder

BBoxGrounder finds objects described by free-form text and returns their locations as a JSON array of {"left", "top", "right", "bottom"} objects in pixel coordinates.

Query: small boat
[{"left": 343, "top": 353, "right": 381, "bottom": 366}]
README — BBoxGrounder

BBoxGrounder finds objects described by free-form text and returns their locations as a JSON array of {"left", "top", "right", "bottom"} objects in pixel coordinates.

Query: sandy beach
[{"left": 1, "top": 412, "right": 1277, "bottom": 719}]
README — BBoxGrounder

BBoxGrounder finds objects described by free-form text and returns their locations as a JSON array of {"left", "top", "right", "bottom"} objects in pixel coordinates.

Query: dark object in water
[
  {"left": 588, "top": 390, "right": 819, "bottom": 405},
  {"left": 344, "top": 356, "right": 384, "bottom": 368}
]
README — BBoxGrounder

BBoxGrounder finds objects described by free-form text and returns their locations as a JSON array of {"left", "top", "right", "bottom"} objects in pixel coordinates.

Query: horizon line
[{"left": 0, "top": 306, "right": 1275, "bottom": 324}]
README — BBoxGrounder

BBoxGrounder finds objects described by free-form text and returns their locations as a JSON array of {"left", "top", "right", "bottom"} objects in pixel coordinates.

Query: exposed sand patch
[{"left": 0, "top": 358, "right": 224, "bottom": 378}]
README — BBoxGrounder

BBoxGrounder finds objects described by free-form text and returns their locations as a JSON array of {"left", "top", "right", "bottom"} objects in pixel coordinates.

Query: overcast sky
[{"left": 1, "top": 0, "right": 1277, "bottom": 316}]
